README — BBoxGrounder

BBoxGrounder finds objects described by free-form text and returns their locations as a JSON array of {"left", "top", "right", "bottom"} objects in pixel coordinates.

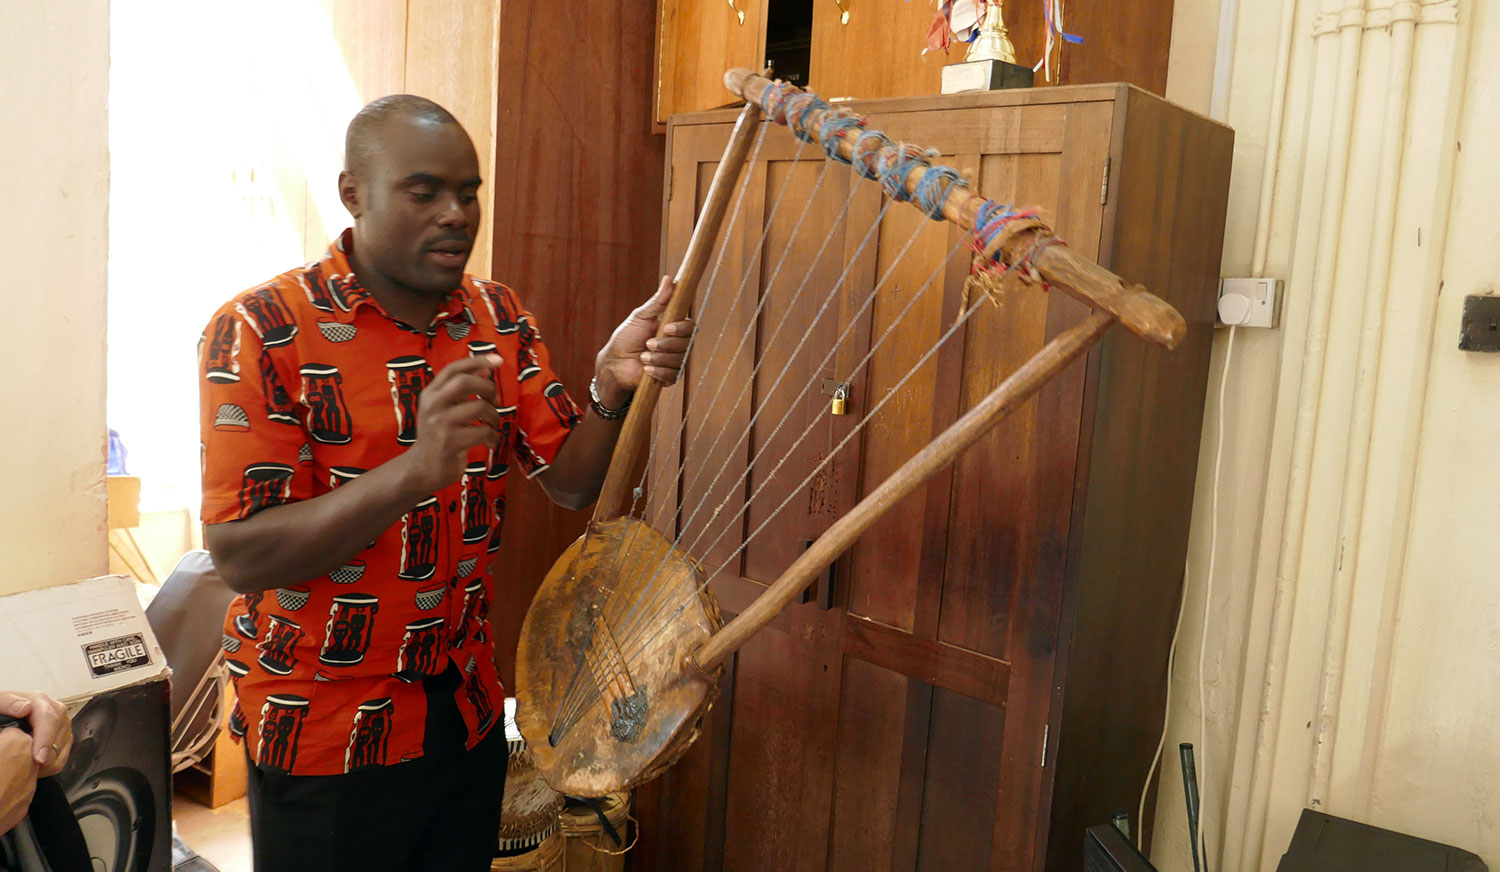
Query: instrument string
[
  {"left": 625, "top": 244, "right": 984, "bottom": 663},
  {"left": 603, "top": 161, "right": 875, "bottom": 657},
  {"left": 612, "top": 232, "right": 968, "bottom": 660},
  {"left": 675, "top": 210, "right": 935, "bottom": 560},
  {"left": 646, "top": 157, "right": 839, "bottom": 534},
  {"left": 607, "top": 182, "right": 898, "bottom": 657},
  {"left": 567, "top": 128, "right": 808, "bottom": 737},
  {"left": 601, "top": 130, "right": 814, "bottom": 639},
  {"left": 613, "top": 206, "right": 945, "bottom": 653},
  {"left": 548, "top": 122, "right": 771, "bottom": 742},
  {"left": 556, "top": 159, "right": 874, "bottom": 740}
]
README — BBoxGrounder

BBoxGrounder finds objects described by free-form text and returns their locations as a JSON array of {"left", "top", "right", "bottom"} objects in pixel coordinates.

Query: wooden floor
[{"left": 174, "top": 792, "right": 252, "bottom": 872}]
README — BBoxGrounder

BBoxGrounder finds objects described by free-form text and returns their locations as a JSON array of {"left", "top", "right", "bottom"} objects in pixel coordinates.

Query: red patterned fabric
[{"left": 199, "top": 229, "right": 580, "bottom": 776}]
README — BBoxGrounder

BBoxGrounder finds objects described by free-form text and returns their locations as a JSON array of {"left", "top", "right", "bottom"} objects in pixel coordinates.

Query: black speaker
[
  {"left": 55, "top": 682, "right": 171, "bottom": 872},
  {"left": 1, "top": 683, "right": 172, "bottom": 872}
]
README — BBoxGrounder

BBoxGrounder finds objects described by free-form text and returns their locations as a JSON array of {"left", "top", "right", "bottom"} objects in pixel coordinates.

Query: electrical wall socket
[{"left": 1218, "top": 277, "right": 1282, "bottom": 328}]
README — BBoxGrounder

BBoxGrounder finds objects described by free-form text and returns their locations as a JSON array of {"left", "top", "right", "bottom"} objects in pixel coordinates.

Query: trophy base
[{"left": 941, "top": 58, "right": 1035, "bottom": 94}]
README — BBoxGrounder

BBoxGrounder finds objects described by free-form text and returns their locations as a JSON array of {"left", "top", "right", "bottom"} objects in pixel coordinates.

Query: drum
[
  {"left": 497, "top": 698, "right": 564, "bottom": 860},
  {"left": 561, "top": 791, "right": 635, "bottom": 872},
  {"left": 490, "top": 831, "right": 563, "bottom": 871}
]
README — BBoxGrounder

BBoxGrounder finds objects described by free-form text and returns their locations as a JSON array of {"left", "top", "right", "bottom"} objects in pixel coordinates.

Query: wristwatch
[{"left": 589, "top": 376, "right": 632, "bottom": 421}]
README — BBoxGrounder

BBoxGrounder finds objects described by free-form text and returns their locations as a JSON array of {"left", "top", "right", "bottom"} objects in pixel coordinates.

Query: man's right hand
[
  {"left": 205, "top": 354, "right": 506, "bottom": 594},
  {"left": 0, "top": 728, "right": 38, "bottom": 835},
  {"left": 398, "top": 354, "right": 503, "bottom": 495}
]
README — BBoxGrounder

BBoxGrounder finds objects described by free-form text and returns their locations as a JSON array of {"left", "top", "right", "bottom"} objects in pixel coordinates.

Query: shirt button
[{"left": 449, "top": 501, "right": 458, "bottom": 513}]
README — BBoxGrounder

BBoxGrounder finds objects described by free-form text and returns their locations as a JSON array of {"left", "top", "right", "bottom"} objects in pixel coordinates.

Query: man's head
[{"left": 339, "top": 96, "right": 481, "bottom": 297}]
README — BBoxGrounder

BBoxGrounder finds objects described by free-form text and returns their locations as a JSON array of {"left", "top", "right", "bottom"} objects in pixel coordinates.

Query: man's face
[{"left": 346, "top": 116, "right": 482, "bottom": 296}]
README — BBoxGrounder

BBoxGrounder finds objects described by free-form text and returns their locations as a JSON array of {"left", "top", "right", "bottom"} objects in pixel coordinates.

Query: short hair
[{"left": 344, "top": 95, "right": 460, "bottom": 175}]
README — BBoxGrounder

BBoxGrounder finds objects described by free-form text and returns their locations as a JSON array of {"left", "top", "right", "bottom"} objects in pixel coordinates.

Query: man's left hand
[{"left": 594, "top": 276, "right": 694, "bottom": 408}]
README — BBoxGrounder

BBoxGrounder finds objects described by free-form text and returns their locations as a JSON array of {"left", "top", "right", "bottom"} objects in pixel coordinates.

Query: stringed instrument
[{"left": 514, "top": 68, "right": 1186, "bottom": 797}]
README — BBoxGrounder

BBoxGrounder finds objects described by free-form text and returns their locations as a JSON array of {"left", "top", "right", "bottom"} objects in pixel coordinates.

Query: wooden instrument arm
[
  {"left": 592, "top": 101, "right": 763, "bottom": 523},
  {"left": 723, "top": 68, "right": 1185, "bottom": 351}
]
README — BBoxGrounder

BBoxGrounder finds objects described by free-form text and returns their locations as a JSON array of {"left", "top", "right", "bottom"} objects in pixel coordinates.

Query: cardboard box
[{"left": 0, "top": 575, "right": 172, "bottom": 872}]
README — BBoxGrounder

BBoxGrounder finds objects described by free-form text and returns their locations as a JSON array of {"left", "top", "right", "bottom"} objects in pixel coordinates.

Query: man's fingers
[
  {"left": 645, "top": 365, "right": 681, "bottom": 384},
  {"left": 23, "top": 695, "right": 68, "bottom": 768},
  {"left": 659, "top": 318, "right": 694, "bottom": 339},
  {"left": 432, "top": 354, "right": 501, "bottom": 387},
  {"left": 449, "top": 399, "right": 503, "bottom": 431},
  {"left": 0, "top": 693, "right": 33, "bottom": 720},
  {"left": 428, "top": 372, "right": 498, "bottom": 407},
  {"left": 645, "top": 335, "right": 691, "bottom": 355}
]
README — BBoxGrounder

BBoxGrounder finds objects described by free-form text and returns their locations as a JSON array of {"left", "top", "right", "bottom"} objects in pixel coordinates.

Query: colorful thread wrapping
[
  {"left": 913, "top": 166, "right": 967, "bottom": 221},
  {"left": 764, "top": 81, "right": 796, "bottom": 125},
  {"left": 1015, "top": 234, "right": 1066, "bottom": 285},
  {"left": 852, "top": 129, "right": 894, "bottom": 180},
  {"left": 971, "top": 200, "right": 1038, "bottom": 258},
  {"left": 817, "top": 110, "right": 866, "bottom": 164},
  {"left": 756, "top": 82, "right": 1065, "bottom": 288},
  {"left": 874, "top": 143, "right": 936, "bottom": 201},
  {"left": 783, "top": 91, "right": 828, "bottom": 143},
  {"left": 968, "top": 198, "right": 1067, "bottom": 288}
]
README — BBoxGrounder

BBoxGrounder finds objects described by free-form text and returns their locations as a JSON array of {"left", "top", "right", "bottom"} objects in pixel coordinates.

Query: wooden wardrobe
[{"left": 633, "top": 84, "right": 1233, "bottom": 871}]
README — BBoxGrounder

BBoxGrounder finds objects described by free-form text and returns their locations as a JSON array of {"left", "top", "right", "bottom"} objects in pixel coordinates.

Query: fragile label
[{"left": 82, "top": 633, "right": 151, "bottom": 678}]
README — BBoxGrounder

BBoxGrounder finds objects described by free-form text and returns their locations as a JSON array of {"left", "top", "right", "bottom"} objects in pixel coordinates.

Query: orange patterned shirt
[{"left": 198, "top": 230, "right": 580, "bottom": 776}]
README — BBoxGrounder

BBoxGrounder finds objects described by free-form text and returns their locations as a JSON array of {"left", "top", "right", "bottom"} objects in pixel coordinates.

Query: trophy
[{"left": 941, "top": 1, "right": 1035, "bottom": 94}]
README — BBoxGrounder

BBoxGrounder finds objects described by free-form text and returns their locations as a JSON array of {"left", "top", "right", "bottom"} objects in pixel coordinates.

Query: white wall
[
  {"left": 0, "top": 3, "right": 110, "bottom": 596},
  {"left": 1153, "top": 0, "right": 1498, "bottom": 868},
  {"left": 108, "top": 0, "right": 499, "bottom": 519}
]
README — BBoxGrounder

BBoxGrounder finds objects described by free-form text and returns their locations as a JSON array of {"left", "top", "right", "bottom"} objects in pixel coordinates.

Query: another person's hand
[
  {"left": 0, "top": 725, "right": 39, "bottom": 835},
  {"left": 400, "top": 355, "right": 504, "bottom": 495},
  {"left": 594, "top": 276, "right": 694, "bottom": 408},
  {"left": 0, "top": 691, "right": 72, "bottom": 777}
]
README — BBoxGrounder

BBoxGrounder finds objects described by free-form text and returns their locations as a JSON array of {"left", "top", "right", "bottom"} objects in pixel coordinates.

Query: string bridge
[{"left": 583, "top": 614, "right": 651, "bottom": 743}]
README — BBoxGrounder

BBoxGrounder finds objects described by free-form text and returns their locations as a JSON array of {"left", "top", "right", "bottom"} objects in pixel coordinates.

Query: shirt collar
[{"left": 298, "top": 228, "right": 476, "bottom": 327}]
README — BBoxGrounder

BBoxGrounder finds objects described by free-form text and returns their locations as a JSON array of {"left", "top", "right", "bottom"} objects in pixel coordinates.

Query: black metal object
[
  {"left": 1180, "top": 743, "right": 1203, "bottom": 872},
  {"left": 1459, "top": 294, "right": 1500, "bottom": 352},
  {"left": 1276, "top": 808, "right": 1488, "bottom": 871},
  {"left": 1085, "top": 824, "right": 1160, "bottom": 872},
  {"left": 797, "top": 539, "right": 836, "bottom": 610}
]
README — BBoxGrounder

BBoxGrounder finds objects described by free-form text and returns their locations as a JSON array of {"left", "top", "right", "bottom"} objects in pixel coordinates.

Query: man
[{"left": 198, "top": 96, "right": 691, "bottom": 871}]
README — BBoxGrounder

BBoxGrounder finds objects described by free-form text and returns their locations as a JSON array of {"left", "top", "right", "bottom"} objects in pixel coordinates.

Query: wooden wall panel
[
  {"left": 320, "top": 0, "right": 407, "bottom": 100},
  {"left": 666, "top": 0, "right": 1174, "bottom": 120},
  {"left": 683, "top": 156, "right": 764, "bottom": 577},
  {"left": 826, "top": 659, "right": 910, "bottom": 872},
  {"left": 808, "top": 0, "right": 945, "bottom": 100},
  {"left": 915, "top": 689, "right": 1007, "bottom": 870},
  {"left": 488, "top": 0, "right": 668, "bottom": 690},
  {"left": 742, "top": 159, "right": 851, "bottom": 586},
  {"left": 936, "top": 150, "right": 1065, "bottom": 662},
  {"left": 404, "top": 0, "right": 501, "bottom": 278},
  {"left": 1058, "top": 0, "right": 1175, "bottom": 95},
  {"left": 657, "top": 0, "right": 766, "bottom": 123},
  {"left": 846, "top": 205, "right": 955, "bottom": 633}
]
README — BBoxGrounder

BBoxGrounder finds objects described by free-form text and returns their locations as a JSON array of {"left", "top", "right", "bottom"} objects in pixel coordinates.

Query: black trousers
[{"left": 244, "top": 666, "right": 507, "bottom": 872}]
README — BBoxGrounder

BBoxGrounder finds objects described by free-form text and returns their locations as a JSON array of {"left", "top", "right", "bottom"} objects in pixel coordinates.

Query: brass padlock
[{"left": 831, "top": 385, "right": 848, "bottom": 416}]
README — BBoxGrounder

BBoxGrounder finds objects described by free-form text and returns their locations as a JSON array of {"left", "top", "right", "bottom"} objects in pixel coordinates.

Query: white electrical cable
[
  {"left": 1137, "top": 324, "right": 1237, "bottom": 864},
  {"left": 1139, "top": 560, "right": 1189, "bottom": 850}
]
